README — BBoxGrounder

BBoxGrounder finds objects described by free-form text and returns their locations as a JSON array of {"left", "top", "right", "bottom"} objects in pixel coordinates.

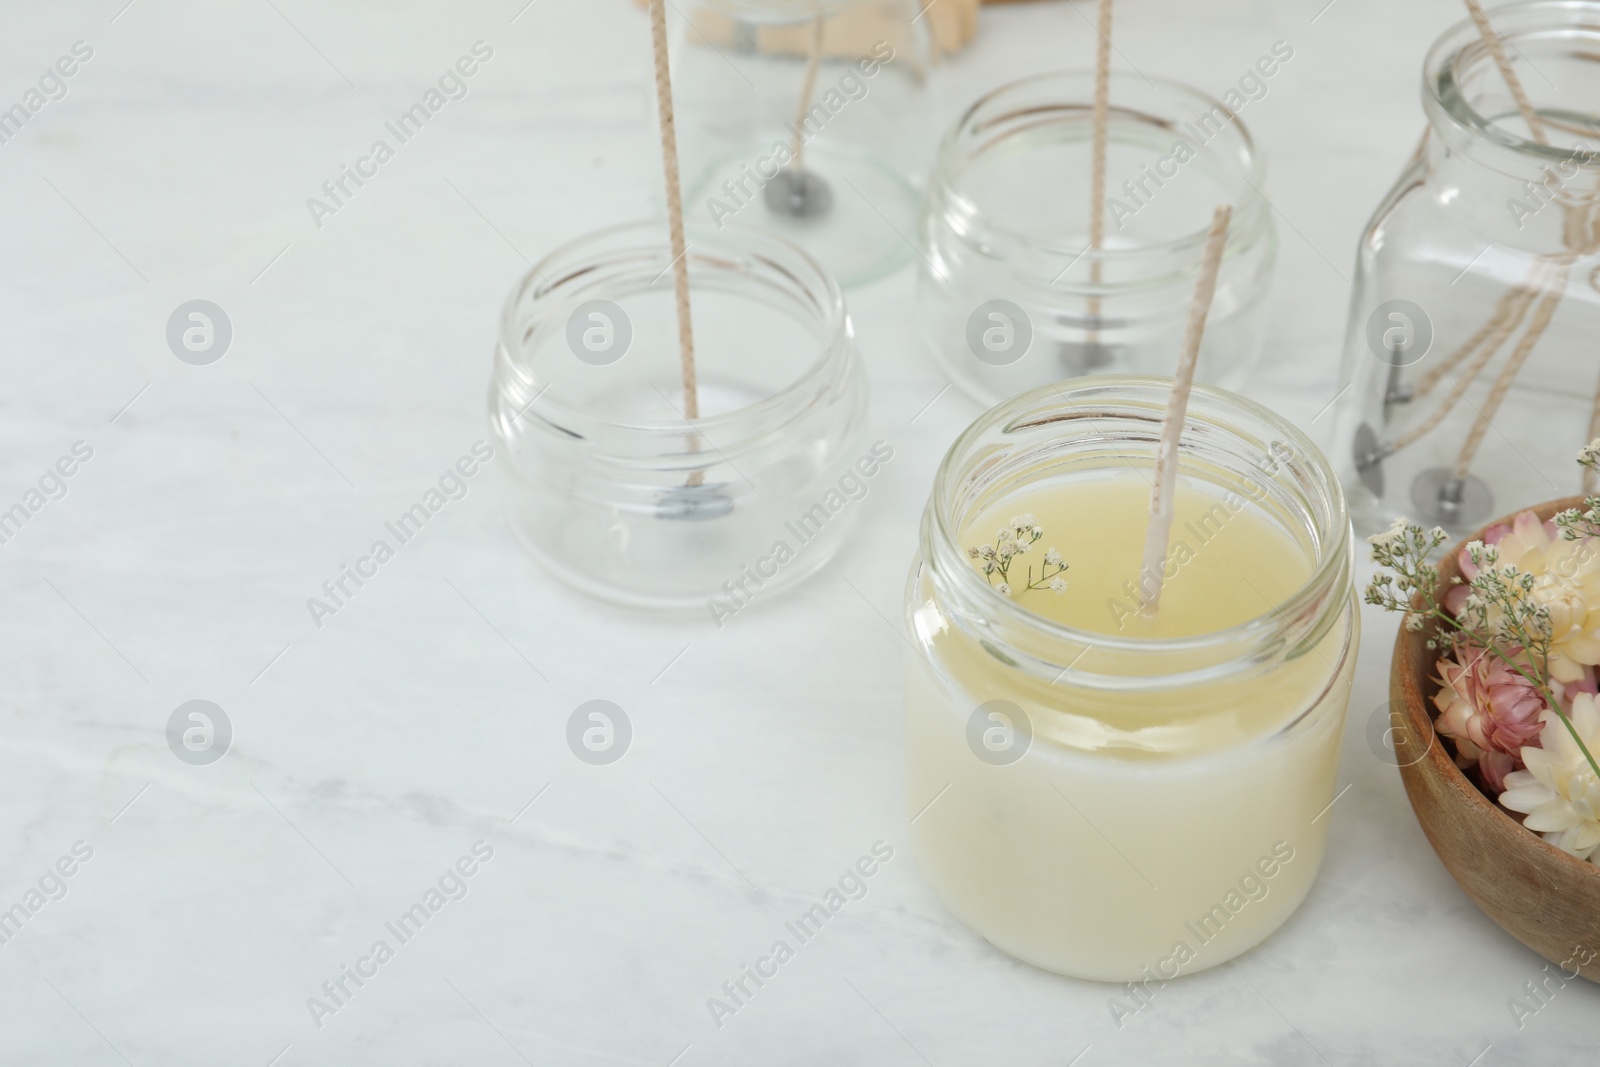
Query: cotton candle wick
[
  {"left": 1463, "top": 0, "right": 1548, "bottom": 144},
  {"left": 790, "top": 15, "right": 824, "bottom": 170},
  {"left": 648, "top": 0, "right": 700, "bottom": 424},
  {"left": 1087, "top": 0, "right": 1113, "bottom": 325},
  {"left": 1138, "top": 204, "right": 1232, "bottom": 614}
]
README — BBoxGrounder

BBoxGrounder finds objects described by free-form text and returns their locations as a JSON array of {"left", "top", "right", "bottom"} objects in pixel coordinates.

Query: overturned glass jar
[{"left": 1332, "top": 1, "right": 1600, "bottom": 534}]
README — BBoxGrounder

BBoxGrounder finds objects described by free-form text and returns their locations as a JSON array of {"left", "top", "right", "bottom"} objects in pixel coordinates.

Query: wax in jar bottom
[
  {"left": 903, "top": 668, "right": 1345, "bottom": 982},
  {"left": 960, "top": 473, "right": 1311, "bottom": 638}
]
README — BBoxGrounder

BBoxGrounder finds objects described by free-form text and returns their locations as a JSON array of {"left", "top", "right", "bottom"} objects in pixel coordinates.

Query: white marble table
[{"left": 1, "top": 1, "right": 1594, "bottom": 1064}]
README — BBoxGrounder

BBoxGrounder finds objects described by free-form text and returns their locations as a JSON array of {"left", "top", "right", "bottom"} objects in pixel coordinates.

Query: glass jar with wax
[
  {"left": 488, "top": 221, "right": 870, "bottom": 613},
  {"left": 903, "top": 378, "right": 1356, "bottom": 982},
  {"left": 920, "top": 71, "right": 1278, "bottom": 406},
  {"left": 670, "top": 0, "right": 937, "bottom": 288}
]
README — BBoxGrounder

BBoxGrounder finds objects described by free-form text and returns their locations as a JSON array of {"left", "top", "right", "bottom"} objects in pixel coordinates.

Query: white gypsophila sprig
[
  {"left": 967, "top": 520, "right": 1068, "bottom": 599},
  {"left": 1556, "top": 440, "right": 1600, "bottom": 541},
  {"left": 1363, "top": 518, "right": 1451, "bottom": 641}
]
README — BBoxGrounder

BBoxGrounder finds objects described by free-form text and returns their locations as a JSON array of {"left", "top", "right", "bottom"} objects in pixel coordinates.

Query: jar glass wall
[
  {"left": 903, "top": 379, "right": 1356, "bottom": 982},
  {"left": 673, "top": 0, "right": 936, "bottom": 288},
  {"left": 1332, "top": 1, "right": 1600, "bottom": 534},
  {"left": 919, "top": 72, "right": 1277, "bottom": 407},
  {"left": 488, "top": 221, "right": 870, "bottom": 612}
]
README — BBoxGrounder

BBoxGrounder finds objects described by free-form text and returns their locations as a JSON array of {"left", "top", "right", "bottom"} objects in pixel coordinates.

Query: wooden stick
[
  {"left": 648, "top": 0, "right": 700, "bottom": 422},
  {"left": 1086, "top": 0, "right": 1113, "bottom": 327},
  {"left": 1463, "top": 0, "right": 1548, "bottom": 144},
  {"left": 790, "top": 14, "right": 825, "bottom": 169},
  {"left": 1139, "top": 205, "right": 1231, "bottom": 612}
]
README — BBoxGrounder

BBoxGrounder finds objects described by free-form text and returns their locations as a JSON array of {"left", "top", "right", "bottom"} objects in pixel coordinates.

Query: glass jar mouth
[
  {"left": 929, "top": 70, "right": 1269, "bottom": 274},
  {"left": 493, "top": 220, "right": 851, "bottom": 464},
  {"left": 1425, "top": 0, "right": 1600, "bottom": 171},
  {"left": 923, "top": 377, "right": 1351, "bottom": 682}
]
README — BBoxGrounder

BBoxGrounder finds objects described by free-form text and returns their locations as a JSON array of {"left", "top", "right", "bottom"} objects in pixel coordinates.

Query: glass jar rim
[
  {"left": 1424, "top": 0, "right": 1600, "bottom": 170},
  {"left": 923, "top": 376, "right": 1351, "bottom": 678},
  {"left": 931, "top": 69, "right": 1270, "bottom": 265},
  {"left": 494, "top": 220, "right": 852, "bottom": 458}
]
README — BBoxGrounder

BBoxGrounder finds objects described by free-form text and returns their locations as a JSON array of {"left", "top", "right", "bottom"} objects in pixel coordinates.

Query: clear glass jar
[
  {"left": 1332, "top": 1, "right": 1600, "bottom": 534},
  {"left": 919, "top": 71, "right": 1278, "bottom": 407},
  {"left": 903, "top": 378, "right": 1356, "bottom": 982},
  {"left": 672, "top": 0, "right": 936, "bottom": 288},
  {"left": 488, "top": 221, "right": 870, "bottom": 612}
]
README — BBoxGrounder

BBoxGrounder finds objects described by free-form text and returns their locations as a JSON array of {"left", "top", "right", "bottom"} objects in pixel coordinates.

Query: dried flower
[
  {"left": 1365, "top": 488, "right": 1600, "bottom": 794},
  {"left": 967, "top": 520, "right": 1067, "bottom": 598},
  {"left": 1500, "top": 693, "right": 1600, "bottom": 863},
  {"left": 1448, "top": 511, "right": 1600, "bottom": 684},
  {"left": 1433, "top": 646, "right": 1547, "bottom": 759},
  {"left": 1579, "top": 437, "right": 1600, "bottom": 471}
]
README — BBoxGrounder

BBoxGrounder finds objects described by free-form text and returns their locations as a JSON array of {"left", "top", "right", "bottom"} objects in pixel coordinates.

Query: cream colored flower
[
  {"left": 1452, "top": 511, "right": 1600, "bottom": 683},
  {"left": 1500, "top": 694, "right": 1600, "bottom": 863}
]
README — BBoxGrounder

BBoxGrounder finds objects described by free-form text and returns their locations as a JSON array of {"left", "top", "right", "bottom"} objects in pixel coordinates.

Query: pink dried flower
[
  {"left": 1475, "top": 749, "right": 1521, "bottom": 793},
  {"left": 1433, "top": 646, "right": 1548, "bottom": 759}
]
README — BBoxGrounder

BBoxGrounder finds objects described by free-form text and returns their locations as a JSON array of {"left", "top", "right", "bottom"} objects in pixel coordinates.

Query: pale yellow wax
[{"left": 905, "top": 472, "right": 1356, "bottom": 983}]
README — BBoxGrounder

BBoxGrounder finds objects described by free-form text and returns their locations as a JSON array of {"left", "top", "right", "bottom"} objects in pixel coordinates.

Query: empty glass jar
[
  {"left": 919, "top": 70, "right": 1278, "bottom": 407},
  {"left": 671, "top": 0, "right": 936, "bottom": 287},
  {"left": 488, "top": 221, "right": 871, "bottom": 613},
  {"left": 1332, "top": 1, "right": 1600, "bottom": 533}
]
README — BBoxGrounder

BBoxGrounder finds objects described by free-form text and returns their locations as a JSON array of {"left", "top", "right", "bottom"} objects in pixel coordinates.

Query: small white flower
[
  {"left": 1049, "top": 577, "right": 1066, "bottom": 594},
  {"left": 1500, "top": 695, "right": 1600, "bottom": 863},
  {"left": 978, "top": 544, "right": 996, "bottom": 560},
  {"left": 997, "top": 528, "right": 1013, "bottom": 542},
  {"left": 1578, "top": 438, "right": 1600, "bottom": 467},
  {"left": 1030, "top": 525, "right": 1044, "bottom": 541},
  {"left": 967, "top": 546, "right": 980, "bottom": 559},
  {"left": 996, "top": 582, "right": 1012, "bottom": 597},
  {"left": 1044, "top": 548, "right": 1062, "bottom": 567},
  {"left": 998, "top": 541, "right": 1016, "bottom": 560},
  {"left": 1368, "top": 517, "right": 1413, "bottom": 554},
  {"left": 1012, "top": 539, "right": 1029, "bottom": 555}
]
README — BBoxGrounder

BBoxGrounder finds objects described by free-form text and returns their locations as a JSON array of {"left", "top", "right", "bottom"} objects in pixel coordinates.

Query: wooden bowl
[{"left": 1391, "top": 496, "right": 1600, "bottom": 982}]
